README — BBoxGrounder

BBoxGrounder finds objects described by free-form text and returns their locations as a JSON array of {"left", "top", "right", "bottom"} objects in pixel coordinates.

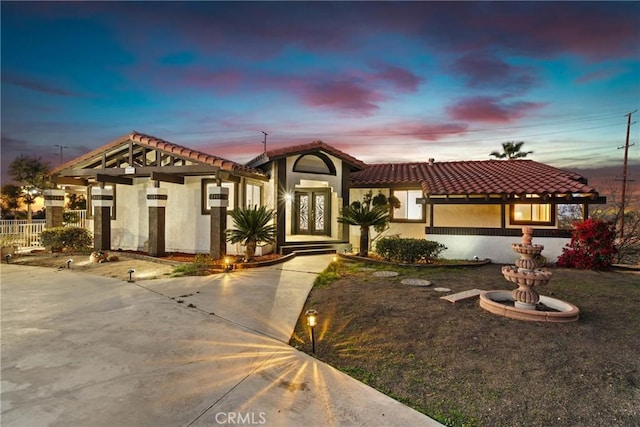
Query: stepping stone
[
  {"left": 440, "top": 288, "right": 483, "bottom": 303},
  {"left": 401, "top": 278, "right": 432, "bottom": 287},
  {"left": 358, "top": 267, "right": 376, "bottom": 272},
  {"left": 372, "top": 270, "right": 399, "bottom": 277},
  {"left": 433, "top": 287, "right": 452, "bottom": 293}
]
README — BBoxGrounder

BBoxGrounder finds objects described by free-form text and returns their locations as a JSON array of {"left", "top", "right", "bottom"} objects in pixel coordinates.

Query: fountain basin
[
  {"left": 511, "top": 243, "right": 544, "bottom": 255},
  {"left": 502, "top": 266, "right": 552, "bottom": 287},
  {"left": 479, "top": 290, "right": 579, "bottom": 322}
]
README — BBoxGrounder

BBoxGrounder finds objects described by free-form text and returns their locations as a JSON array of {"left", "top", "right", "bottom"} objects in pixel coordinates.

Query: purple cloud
[
  {"left": 447, "top": 96, "right": 545, "bottom": 123},
  {"left": 370, "top": 63, "right": 423, "bottom": 93},
  {"left": 297, "top": 79, "right": 383, "bottom": 115},
  {"left": 2, "top": 74, "right": 87, "bottom": 98},
  {"left": 451, "top": 52, "right": 537, "bottom": 92}
]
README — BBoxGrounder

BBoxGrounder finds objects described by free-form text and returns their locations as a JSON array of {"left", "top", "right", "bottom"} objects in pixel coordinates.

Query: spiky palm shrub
[
  {"left": 227, "top": 206, "right": 277, "bottom": 262},
  {"left": 338, "top": 204, "right": 390, "bottom": 257}
]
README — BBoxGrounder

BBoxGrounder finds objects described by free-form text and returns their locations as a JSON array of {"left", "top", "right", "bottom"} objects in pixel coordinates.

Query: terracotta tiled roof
[
  {"left": 247, "top": 140, "right": 367, "bottom": 170},
  {"left": 51, "top": 131, "right": 264, "bottom": 177},
  {"left": 128, "top": 131, "right": 261, "bottom": 175},
  {"left": 351, "top": 160, "right": 598, "bottom": 196}
]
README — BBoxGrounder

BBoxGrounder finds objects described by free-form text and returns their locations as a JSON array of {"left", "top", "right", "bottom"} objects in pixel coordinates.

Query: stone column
[
  {"left": 147, "top": 187, "right": 167, "bottom": 257},
  {"left": 208, "top": 185, "right": 229, "bottom": 259},
  {"left": 91, "top": 187, "right": 113, "bottom": 251},
  {"left": 43, "top": 189, "right": 65, "bottom": 228}
]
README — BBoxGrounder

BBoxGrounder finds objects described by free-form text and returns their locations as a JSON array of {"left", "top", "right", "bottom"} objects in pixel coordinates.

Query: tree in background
[
  {"left": 338, "top": 191, "right": 400, "bottom": 257},
  {"left": 66, "top": 193, "right": 87, "bottom": 210},
  {"left": 7, "top": 154, "right": 51, "bottom": 223},
  {"left": 490, "top": 141, "right": 533, "bottom": 159},
  {"left": 1, "top": 184, "right": 23, "bottom": 219},
  {"left": 591, "top": 180, "right": 639, "bottom": 264}
]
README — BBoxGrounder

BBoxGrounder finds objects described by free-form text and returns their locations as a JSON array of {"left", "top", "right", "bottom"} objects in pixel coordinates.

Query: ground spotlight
[
  {"left": 305, "top": 309, "right": 318, "bottom": 353},
  {"left": 5, "top": 254, "right": 11, "bottom": 263}
]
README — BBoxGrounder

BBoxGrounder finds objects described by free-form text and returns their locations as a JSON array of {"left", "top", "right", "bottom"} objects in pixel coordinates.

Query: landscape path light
[
  {"left": 5, "top": 254, "right": 11, "bottom": 263},
  {"left": 66, "top": 259, "right": 73, "bottom": 269},
  {"left": 305, "top": 309, "right": 318, "bottom": 354},
  {"left": 127, "top": 269, "right": 136, "bottom": 282},
  {"left": 224, "top": 256, "right": 233, "bottom": 272}
]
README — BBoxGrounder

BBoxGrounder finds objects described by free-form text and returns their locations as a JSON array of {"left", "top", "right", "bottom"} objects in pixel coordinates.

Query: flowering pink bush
[{"left": 556, "top": 218, "right": 617, "bottom": 270}]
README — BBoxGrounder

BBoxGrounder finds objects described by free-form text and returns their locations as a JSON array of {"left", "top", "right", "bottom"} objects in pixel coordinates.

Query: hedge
[
  {"left": 40, "top": 227, "right": 93, "bottom": 252},
  {"left": 375, "top": 237, "right": 447, "bottom": 264}
]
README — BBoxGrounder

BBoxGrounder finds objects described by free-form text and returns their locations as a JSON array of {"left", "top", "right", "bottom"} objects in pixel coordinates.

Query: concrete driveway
[{"left": 1, "top": 255, "right": 442, "bottom": 427}]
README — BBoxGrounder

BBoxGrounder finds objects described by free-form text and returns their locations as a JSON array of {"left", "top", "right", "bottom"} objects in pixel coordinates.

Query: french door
[{"left": 294, "top": 189, "right": 330, "bottom": 235}]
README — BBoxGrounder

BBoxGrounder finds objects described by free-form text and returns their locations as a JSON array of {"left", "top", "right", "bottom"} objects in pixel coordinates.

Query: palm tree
[
  {"left": 227, "top": 206, "right": 277, "bottom": 262},
  {"left": 338, "top": 203, "right": 390, "bottom": 257},
  {"left": 490, "top": 141, "right": 533, "bottom": 159}
]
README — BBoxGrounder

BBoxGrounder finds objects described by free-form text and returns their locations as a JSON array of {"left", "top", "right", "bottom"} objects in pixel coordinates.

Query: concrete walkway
[{"left": 1, "top": 255, "right": 442, "bottom": 427}]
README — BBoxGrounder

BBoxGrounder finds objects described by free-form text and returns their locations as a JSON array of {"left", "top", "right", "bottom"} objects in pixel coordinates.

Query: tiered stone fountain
[{"left": 479, "top": 227, "right": 579, "bottom": 322}]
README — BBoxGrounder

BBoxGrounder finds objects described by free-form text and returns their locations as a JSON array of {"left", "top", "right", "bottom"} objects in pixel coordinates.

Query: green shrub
[
  {"left": 40, "top": 226, "right": 92, "bottom": 252},
  {"left": 375, "top": 237, "right": 447, "bottom": 264}
]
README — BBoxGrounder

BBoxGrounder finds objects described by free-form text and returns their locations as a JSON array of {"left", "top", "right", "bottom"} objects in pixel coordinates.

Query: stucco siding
[
  {"left": 433, "top": 205, "right": 501, "bottom": 227},
  {"left": 426, "top": 234, "right": 569, "bottom": 264}
]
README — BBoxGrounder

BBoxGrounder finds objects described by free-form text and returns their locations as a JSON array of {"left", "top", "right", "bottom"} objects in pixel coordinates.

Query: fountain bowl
[
  {"left": 501, "top": 266, "right": 552, "bottom": 287},
  {"left": 479, "top": 290, "right": 579, "bottom": 323},
  {"left": 511, "top": 243, "right": 544, "bottom": 255}
]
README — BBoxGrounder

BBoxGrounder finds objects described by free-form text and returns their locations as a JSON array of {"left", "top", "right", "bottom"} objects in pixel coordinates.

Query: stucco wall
[
  {"left": 99, "top": 177, "right": 252, "bottom": 255},
  {"left": 432, "top": 204, "right": 502, "bottom": 227},
  {"left": 426, "top": 234, "right": 569, "bottom": 264}
]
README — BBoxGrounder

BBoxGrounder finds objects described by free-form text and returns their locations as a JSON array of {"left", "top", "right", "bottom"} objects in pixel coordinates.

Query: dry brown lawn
[{"left": 291, "top": 261, "right": 640, "bottom": 427}]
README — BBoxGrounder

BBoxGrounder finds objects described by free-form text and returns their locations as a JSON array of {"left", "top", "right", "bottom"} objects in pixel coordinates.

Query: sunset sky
[{"left": 1, "top": 1, "right": 638, "bottom": 185}]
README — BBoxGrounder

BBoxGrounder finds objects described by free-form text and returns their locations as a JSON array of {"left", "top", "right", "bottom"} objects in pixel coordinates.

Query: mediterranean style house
[{"left": 45, "top": 131, "right": 605, "bottom": 263}]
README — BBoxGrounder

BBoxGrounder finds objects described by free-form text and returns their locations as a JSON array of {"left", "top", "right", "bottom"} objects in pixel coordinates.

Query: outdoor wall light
[
  {"left": 5, "top": 254, "right": 11, "bottom": 263},
  {"left": 66, "top": 259, "right": 73, "bottom": 268},
  {"left": 284, "top": 192, "right": 292, "bottom": 202},
  {"left": 127, "top": 269, "right": 136, "bottom": 282},
  {"left": 305, "top": 309, "right": 318, "bottom": 353}
]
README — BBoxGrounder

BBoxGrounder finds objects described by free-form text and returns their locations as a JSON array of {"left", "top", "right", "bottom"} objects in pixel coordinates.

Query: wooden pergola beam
[{"left": 150, "top": 171, "right": 185, "bottom": 184}]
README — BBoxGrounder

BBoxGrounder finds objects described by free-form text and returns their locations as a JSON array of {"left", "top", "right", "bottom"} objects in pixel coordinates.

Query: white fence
[
  {"left": 65, "top": 210, "right": 88, "bottom": 229},
  {"left": 0, "top": 220, "right": 46, "bottom": 250},
  {"left": 0, "top": 210, "right": 88, "bottom": 250}
]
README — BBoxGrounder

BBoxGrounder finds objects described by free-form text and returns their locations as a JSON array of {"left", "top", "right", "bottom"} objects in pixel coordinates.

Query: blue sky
[{"left": 1, "top": 1, "right": 638, "bottom": 185}]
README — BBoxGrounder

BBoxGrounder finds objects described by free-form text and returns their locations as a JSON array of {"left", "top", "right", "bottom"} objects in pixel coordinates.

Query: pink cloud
[
  {"left": 575, "top": 68, "right": 627, "bottom": 84},
  {"left": 447, "top": 96, "right": 545, "bottom": 123},
  {"left": 298, "top": 80, "right": 383, "bottom": 115},
  {"left": 370, "top": 64, "right": 423, "bottom": 93}
]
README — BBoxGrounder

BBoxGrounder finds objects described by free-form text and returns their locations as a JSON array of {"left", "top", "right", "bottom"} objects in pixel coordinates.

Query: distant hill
[{"left": 572, "top": 164, "right": 640, "bottom": 209}]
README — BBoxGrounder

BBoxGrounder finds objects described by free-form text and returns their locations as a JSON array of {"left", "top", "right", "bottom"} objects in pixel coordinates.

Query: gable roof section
[
  {"left": 51, "top": 131, "right": 265, "bottom": 178},
  {"left": 351, "top": 160, "right": 599, "bottom": 197},
  {"left": 246, "top": 140, "right": 367, "bottom": 171}
]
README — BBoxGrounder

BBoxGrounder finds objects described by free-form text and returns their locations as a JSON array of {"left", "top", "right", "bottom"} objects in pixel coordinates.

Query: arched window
[{"left": 292, "top": 153, "right": 336, "bottom": 175}]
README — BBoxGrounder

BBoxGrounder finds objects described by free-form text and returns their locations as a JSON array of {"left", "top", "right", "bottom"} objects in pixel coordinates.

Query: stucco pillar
[
  {"left": 208, "top": 185, "right": 228, "bottom": 259},
  {"left": 92, "top": 187, "right": 113, "bottom": 251},
  {"left": 43, "top": 189, "right": 65, "bottom": 228},
  {"left": 147, "top": 187, "right": 167, "bottom": 257}
]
